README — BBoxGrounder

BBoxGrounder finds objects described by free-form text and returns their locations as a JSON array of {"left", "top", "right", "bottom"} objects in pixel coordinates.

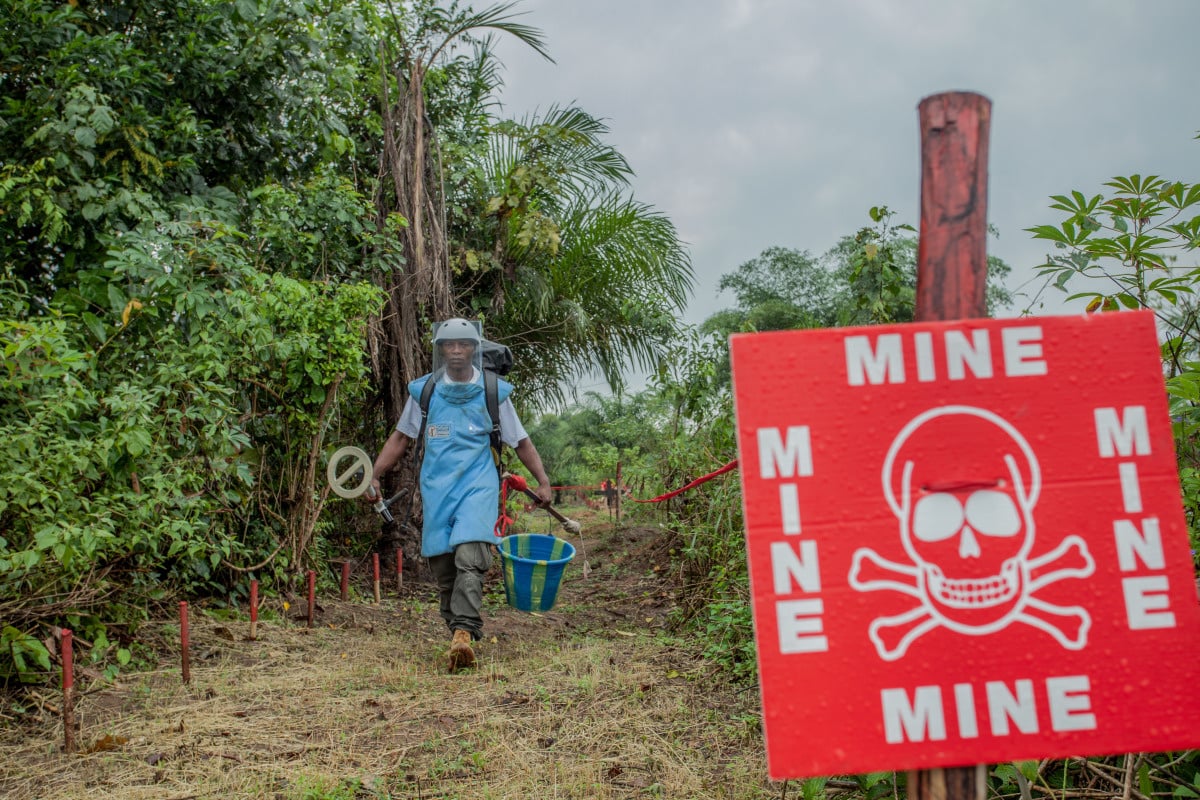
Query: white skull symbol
[{"left": 882, "top": 406, "right": 1041, "bottom": 631}]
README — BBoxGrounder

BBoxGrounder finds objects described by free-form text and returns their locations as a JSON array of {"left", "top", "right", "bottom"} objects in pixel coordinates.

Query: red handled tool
[{"left": 502, "top": 473, "right": 581, "bottom": 535}]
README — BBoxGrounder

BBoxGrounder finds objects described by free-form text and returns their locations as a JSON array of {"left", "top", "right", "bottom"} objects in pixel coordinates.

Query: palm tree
[
  {"left": 454, "top": 105, "right": 695, "bottom": 408},
  {"left": 371, "top": 0, "right": 551, "bottom": 424}
]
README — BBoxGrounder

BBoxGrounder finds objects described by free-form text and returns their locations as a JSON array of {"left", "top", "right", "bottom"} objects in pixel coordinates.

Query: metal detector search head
[
  {"left": 326, "top": 446, "right": 408, "bottom": 523},
  {"left": 327, "top": 446, "right": 373, "bottom": 499}
]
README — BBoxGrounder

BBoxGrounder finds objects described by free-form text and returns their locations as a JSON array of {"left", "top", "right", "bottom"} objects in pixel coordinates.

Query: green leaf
[
  {"left": 34, "top": 526, "right": 59, "bottom": 551},
  {"left": 235, "top": 0, "right": 258, "bottom": 21},
  {"left": 1027, "top": 224, "right": 1069, "bottom": 244},
  {"left": 1138, "top": 760, "right": 1153, "bottom": 798},
  {"left": 861, "top": 771, "right": 892, "bottom": 789},
  {"left": 1116, "top": 293, "right": 1141, "bottom": 309},
  {"left": 107, "top": 283, "right": 127, "bottom": 315},
  {"left": 73, "top": 126, "right": 96, "bottom": 148},
  {"left": 82, "top": 312, "right": 108, "bottom": 343},
  {"left": 801, "top": 777, "right": 828, "bottom": 800}
]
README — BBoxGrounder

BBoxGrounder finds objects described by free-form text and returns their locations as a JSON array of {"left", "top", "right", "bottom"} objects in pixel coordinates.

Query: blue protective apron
[{"left": 409, "top": 372, "right": 514, "bottom": 557}]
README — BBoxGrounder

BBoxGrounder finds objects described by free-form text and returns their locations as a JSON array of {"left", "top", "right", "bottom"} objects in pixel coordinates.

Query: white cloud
[{"left": 493, "top": 0, "right": 1198, "bottom": 331}]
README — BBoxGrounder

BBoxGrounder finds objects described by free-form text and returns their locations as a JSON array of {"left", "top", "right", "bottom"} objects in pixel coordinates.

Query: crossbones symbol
[{"left": 849, "top": 406, "right": 1095, "bottom": 661}]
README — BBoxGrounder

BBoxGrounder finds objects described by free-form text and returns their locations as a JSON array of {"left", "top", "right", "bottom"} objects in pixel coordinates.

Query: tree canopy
[
  {"left": 705, "top": 207, "right": 1014, "bottom": 338},
  {"left": 0, "top": 0, "right": 692, "bottom": 683}
]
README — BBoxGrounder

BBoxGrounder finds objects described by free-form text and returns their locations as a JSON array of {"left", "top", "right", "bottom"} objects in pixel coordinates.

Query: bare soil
[{"left": 0, "top": 508, "right": 779, "bottom": 799}]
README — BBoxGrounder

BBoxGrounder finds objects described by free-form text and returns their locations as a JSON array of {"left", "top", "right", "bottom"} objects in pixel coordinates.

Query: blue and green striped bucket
[{"left": 497, "top": 533, "right": 576, "bottom": 612}]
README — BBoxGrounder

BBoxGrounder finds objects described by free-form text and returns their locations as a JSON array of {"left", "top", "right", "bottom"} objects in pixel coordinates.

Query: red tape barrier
[
  {"left": 497, "top": 460, "right": 740, "bottom": 533},
  {"left": 631, "top": 459, "right": 739, "bottom": 503}
]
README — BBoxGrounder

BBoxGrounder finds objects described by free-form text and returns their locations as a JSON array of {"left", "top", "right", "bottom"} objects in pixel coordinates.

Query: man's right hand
[
  {"left": 366, "top": 431, "right": 411, "bottom": 503},
  {"left": 531, "top": 482, "right": 552, "bottom": 505}
]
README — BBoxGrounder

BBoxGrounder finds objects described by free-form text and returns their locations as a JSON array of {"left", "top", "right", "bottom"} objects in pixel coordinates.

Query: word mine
[
  {"left": 756, "top": 425, "right": 825, "bottom": 653},
  {"left": 844, "top": 325, "right": 1046, "bottom": 385},
  {"left": 1095, "top": 405, "right": 1177, "bottom": 630}
]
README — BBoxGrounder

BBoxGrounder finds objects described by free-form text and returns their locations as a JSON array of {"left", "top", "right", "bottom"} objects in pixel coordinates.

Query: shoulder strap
[
  {"left": 414, "top": 369, "right": 443, "bottom": 468},
  {"left": 483, "top": 369, "right": 502, "bottom": 471}
]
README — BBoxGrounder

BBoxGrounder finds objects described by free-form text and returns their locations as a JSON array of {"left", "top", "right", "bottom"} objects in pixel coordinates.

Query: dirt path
[{"left": 0, "top": 514, "right": 778, "bottom": 799}]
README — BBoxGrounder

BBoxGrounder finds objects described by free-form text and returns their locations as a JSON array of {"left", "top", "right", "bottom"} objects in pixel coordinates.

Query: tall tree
[
  {"left": 454, "top": 105, "right": 694, "bottom": 406},
  {"left": 705, "top": 206, "right": 1013, "bottom": 336},
  {"left": 370, "top": 0, "right": 551, "bottom": 423},
  {"left": 0, "top": 0, "right": 390, "bottom": 682},
  {"left": 0, "top": 0, "right": 699, "bottom": 684}
]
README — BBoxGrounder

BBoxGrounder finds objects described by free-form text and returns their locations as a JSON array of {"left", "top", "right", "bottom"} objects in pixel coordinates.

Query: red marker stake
[
  {"left": 249, "top": 580, "right": 259, "bottom": 641},
  {"left": 909, "top": 90, "right": 992, "bottom": 800},
  {"left": 180, "top": 601, "right": 191, "bottom": 685},
  {"left": 61, "top": 629, "right": 75, "bottom": 754},
  {"left": 372, "top": 553, "right": 381, "bottom": 604},
  {"left": 306, "top": 570, "right": 316, "bottom": 628},
  {"left": 395, "top": 547, "right": 403, "bottom": 592},
  {"left": 340, "top": 562, "right": 350, "bottom": 601}
]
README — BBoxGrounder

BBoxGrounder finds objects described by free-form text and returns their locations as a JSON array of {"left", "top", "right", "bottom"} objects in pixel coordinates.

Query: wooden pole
[
  {"left": 915, "top": 92, "right": 991, "bottom": 322},
  {"left": 249, "top": 580, "right": 259, "bottom": 641},
  {"left": 909, "top": 90, "right": 992, "bottom": 800},
  {"left": 306, "top": 570, "right": 316, "bottom": 628},
  {"left": 61, "top": 629, "right": 75, "bottom": 754},
  {"left": 395, "top": 547, "right": 403, "bottom": 592},
  {"left": 908, "top": 766, "right": 987, "bottom": 800},
  {"left": 340, "top": 561, "right": 350, "bottom": 601},
  {"left": 615, "top": 460, "right": 623, "bottom": 525},
  {"left": 372, "top": 553, "right": 381, "bottom": 604},
  {"left": 179, "top": 601, "right": 191, "bottom": 685}
]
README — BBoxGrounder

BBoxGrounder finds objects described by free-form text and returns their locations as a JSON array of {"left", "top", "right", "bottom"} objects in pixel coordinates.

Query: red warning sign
[{"left": 730, "top": 310, "right": 1200, "bottom": 779}]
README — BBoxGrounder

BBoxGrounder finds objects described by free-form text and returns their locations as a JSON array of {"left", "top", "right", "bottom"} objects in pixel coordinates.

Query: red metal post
[
  {"left": 395, "top": 547, "right": 403, "bottom": 592},
  {"left": 249, "top": 580, "right": 259, "bottom": 640},
  {"left": 909, "top": 90, "right": 992, "bottom": 800},
  {"left": 340, "top": 561, "right": 350, "bottom": 601},
  {"left": 306, "top": 570, "right": 316, "bottom": 628},
  {"left": 372, "top": 553, "right": 381, "bottom": 603},
  {"left": 179, "top": 601, "right": 191, "bottom": 685},
  {"left": 61, "top": 629, "right": 75, "bottom": 753}
]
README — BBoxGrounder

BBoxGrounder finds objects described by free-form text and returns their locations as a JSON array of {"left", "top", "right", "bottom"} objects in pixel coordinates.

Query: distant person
[
  {"left": 368, "top": 318, "right": 551, "bottom": 672},
  {"left": 602, "top": 478, "right": 618, "bottom": 513}
]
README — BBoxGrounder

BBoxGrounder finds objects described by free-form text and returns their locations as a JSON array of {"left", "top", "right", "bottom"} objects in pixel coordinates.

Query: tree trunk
[{"left": 371, "top": 51, "right": 454, "bottom": 428}]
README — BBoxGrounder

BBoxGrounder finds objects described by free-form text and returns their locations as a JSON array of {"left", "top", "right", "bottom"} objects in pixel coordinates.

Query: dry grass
[{"left": 0, "top": 518, "right": 780, "bottom": 799}]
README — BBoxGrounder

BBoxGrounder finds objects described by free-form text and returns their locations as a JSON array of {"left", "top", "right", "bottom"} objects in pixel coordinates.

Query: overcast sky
[{"left": 490, "top": 0, "right": 1197, "bottom": 336}]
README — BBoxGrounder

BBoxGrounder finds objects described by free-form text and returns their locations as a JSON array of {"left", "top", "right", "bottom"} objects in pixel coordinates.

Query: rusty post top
[
  {"left": 918, "top": 91, "right": 992, "bottom": 117},
  {"left": 915, "top": 90, "right": 993, "bottom": 322}
]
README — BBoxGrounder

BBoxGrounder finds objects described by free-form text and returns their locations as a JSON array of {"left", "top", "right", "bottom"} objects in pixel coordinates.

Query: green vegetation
[
  {"left": 0, "top": 0, "right": 690, "bottom": 685},
  {"left": 1, "top": 2, "right": 1196, "bottom": 799},
  {"left": 1028, "top": 172, "right": 1200, "bottom": 550}
]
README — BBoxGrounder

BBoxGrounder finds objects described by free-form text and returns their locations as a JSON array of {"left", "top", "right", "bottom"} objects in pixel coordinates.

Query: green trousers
[{"left": 428, "top": 541, "right": 493, "bottom": 641}]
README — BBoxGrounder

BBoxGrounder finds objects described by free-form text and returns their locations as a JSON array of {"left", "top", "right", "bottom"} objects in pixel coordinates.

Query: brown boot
[{"left": 448, "top": 629, "right": 475, "bottom": 672}]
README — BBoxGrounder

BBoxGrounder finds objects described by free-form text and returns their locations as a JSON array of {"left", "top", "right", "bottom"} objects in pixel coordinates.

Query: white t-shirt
[{"left": 395, "top": 368, "right": 528, "bottom": 447}]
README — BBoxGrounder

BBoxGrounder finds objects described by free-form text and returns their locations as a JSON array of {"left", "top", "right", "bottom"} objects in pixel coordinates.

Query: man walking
[{"left": 368, "top": 318, "right": 552, "bottom": 671}]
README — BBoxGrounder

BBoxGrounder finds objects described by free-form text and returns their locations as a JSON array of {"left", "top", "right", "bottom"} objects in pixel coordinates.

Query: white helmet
[{"left": 433, "top": 317, "right": 481, "bottom": 344}]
